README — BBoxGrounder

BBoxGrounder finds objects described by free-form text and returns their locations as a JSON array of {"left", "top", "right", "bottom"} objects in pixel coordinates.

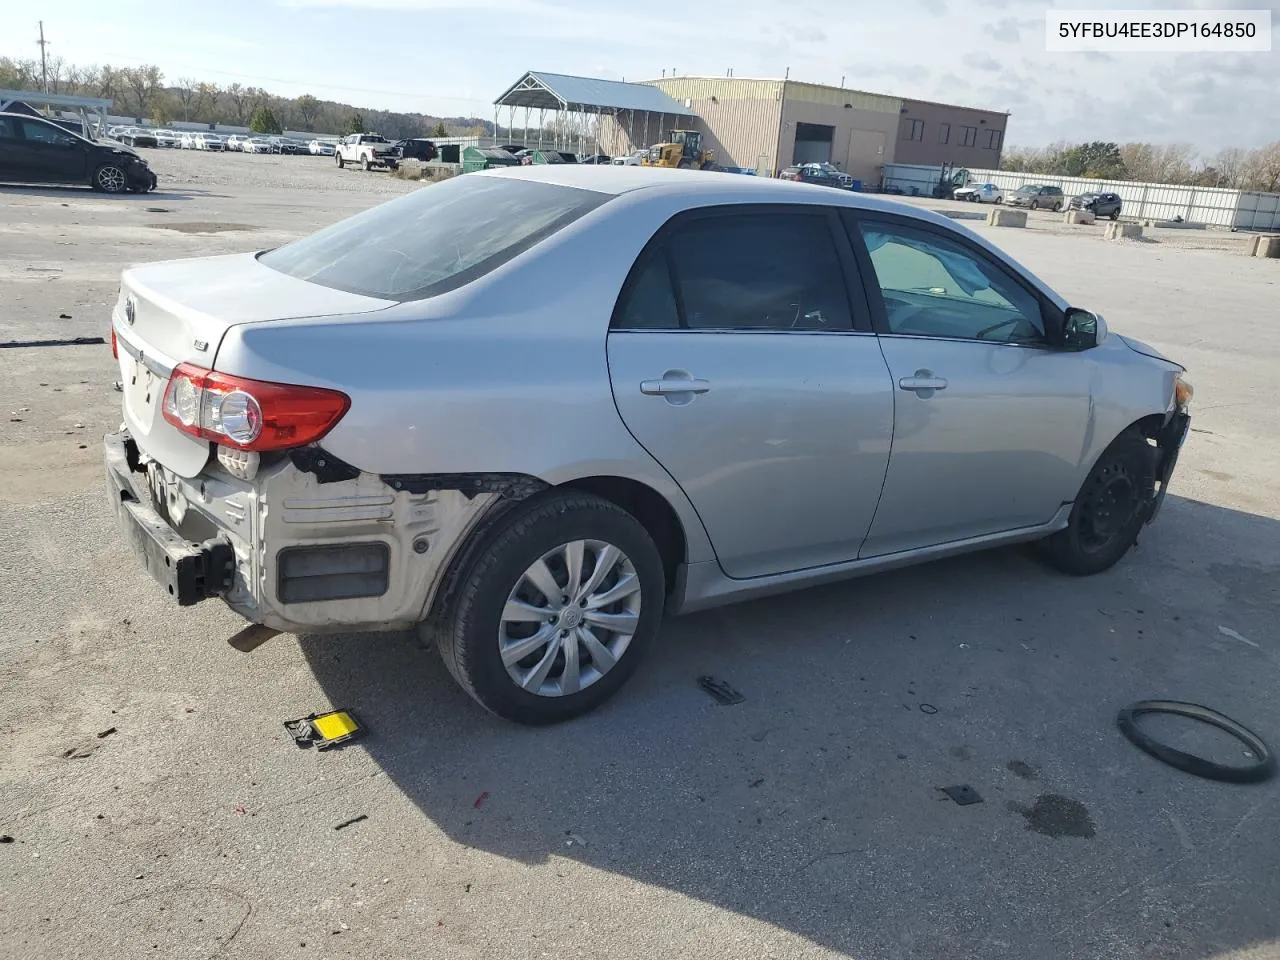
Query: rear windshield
[{"left": 259, "top": 174, "right": 609, "bottom": 301}]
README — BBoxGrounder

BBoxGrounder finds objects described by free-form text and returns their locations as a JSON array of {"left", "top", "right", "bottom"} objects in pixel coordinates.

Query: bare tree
[
  {"left": 295, "top": 93, "right": 320, "bottom": 130},
  {"left": 176, "top": 77, "right": 198, "bottom": 121},
  {"left": 45, "top": 55, "right": 66, "bottom": 94},
  {"left": 195, "top": 82, "right": 220, "bottom": 122},
  {"left": 1244, "top": 143, "right": 1280, "bottom": 193},
  {"left": 1212, "top": 147, "right": 1248, "bottom": 189},
  {"left": 225, "top": 83, "right": 248, "bottom": 124}
]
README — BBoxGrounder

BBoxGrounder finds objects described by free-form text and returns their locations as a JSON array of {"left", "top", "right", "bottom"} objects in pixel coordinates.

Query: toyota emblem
[{"left": 124, "top": 297, "right": 136, "bottom": 325}]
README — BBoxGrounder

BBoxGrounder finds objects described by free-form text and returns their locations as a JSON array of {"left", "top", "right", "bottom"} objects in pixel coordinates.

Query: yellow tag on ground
[{"left": 311, "top": 711, "right": 359, "bottom": 741}]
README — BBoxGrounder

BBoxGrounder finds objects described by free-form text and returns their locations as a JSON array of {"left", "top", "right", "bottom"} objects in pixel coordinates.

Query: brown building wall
[
  {"left": 642, "top": 78, "right": 785, "bottom": 172},
  {"left": 777, "top": 83, "right": 901, "bottom": 184},
  {"left": 894, "top": 98, "right": 1008, "bottom": 168}
]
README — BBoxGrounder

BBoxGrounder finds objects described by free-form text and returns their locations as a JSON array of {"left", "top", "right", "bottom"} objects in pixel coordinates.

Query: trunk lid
[{"left": 114, "top": 252, "right": 394, "bottom": 478}]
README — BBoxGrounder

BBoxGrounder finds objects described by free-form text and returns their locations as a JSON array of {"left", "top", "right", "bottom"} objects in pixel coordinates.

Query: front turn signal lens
[{"left": 1175, "top": 374, "right": 1194, "bottom": 410}]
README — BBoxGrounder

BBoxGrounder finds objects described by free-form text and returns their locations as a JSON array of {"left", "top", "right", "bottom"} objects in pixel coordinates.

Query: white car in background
[
  {"left": 242, "top": 138, "right": 273, "bottom": 154},
  {"left": 954, "top": 182, "right": 1004, "bottom": 204},
  {"left": 152, "top": 129, "right": 180, "bottom": 149},
  {"left": 611, "top": 151, "right": 645, "bottom": 166},
  {"left": 309, "top": 139, "right": 336, "bottom": 156},
  {"left": 194, "top": 134, "right": 225, "bottom": 152},
  {"left": 225, "top": 135, "right": 251, "bottom": 152}
]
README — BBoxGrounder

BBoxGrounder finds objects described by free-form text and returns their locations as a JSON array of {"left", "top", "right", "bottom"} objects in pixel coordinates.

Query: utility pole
[{"left": 37, "top": 21, "right": 51, "bottom": 93}]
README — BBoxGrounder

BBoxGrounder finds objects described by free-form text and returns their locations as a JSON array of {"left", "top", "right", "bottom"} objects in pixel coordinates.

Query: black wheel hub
[{"left": 1079, "top": 462, "right": 1137, "bottom": 550}]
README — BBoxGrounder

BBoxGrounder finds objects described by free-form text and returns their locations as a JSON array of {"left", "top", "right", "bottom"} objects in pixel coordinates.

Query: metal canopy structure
[
  {"left": 495, "top": 72, "right": 693, "bottom": 116},
  {"left": 492, "top": 71, "right": 695, "bottom": 158},
  {"left": 0, "top": 89, "right": 113, "bottom": 139}
]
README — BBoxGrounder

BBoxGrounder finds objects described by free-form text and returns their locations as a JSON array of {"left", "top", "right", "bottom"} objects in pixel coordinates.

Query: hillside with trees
[
  {"left": 1000, "top": 140, "right": 1280, "bottom": 193},
  {"left": 0, "top": 56, "right": 493, "bottom": 140}
]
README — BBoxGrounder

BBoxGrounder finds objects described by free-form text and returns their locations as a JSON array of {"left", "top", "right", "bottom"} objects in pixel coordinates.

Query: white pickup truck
[{"left": 334, "top": 133, "right": 398, "bottom": 171}]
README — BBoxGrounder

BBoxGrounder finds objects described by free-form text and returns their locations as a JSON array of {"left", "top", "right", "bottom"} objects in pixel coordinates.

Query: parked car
[
  {"left": 804, "top": 162, "right": 854, "bottom": 188},
  {"left": 0, "top": 111, "right": 156, "bottom": 193},
  {"left": 778, "top": 164, "right": 846, "bottom": 189},
  {"left": 579, "top": 153, "right": 612, "bottom": 165},
  {"left": 241, "top": 138, "right": 273, "bottom": 154},
  {"left": 393, "top": 138, "right": 437, "bottom": 162},
  {"left": 152, "top": 129, "right": 180, "bottom": 149},
  {"left": 116, "top": 127, "right": 158, "bottom": 149},
  {"left": 199, "top": 134, "right": 226, "bottom": 152},
  {"left": 104, "top": 167, "right": 1191, "bottom": 724},
  {"left": 1070, "top": 191, "right": 1123, "bottom": 220},
  {"left": 1008, "top": 184, "right": 1065, "bottom": 211},
  {"left": 612, "top": 151, "right": 645, "bottom": 166},
  {"left": 953, "top": 182, "right": 1004, "bottom": 204},
  {"left": 335, "top": 133, "right": 397, "bottom": 170},
  {"left": 225, "top": 135, "right": 251, "bottom": 152},
  {"left": 556, "top": 151, "right": 579, "bottom": 164},
  {"left": 308, "top": 139, "right": 336, "bottom": 156},
  {"left": 178, "top": 133, "right": 198, "bottom": 150}
]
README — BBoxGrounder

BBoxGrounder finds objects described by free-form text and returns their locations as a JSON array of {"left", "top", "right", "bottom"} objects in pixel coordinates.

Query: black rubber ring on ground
[{"left": 1116, "top": 700, "right": 1277, "bottom": 784}]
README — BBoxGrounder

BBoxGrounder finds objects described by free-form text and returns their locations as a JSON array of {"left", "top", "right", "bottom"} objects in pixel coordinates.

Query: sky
[{"left": 14, "top": 0, "right": 1279, "bottom": 152}]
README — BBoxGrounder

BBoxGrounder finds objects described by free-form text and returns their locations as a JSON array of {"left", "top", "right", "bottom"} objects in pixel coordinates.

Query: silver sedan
[{"left": 104, "top": 167, "right": 1192, "bottom": 724}]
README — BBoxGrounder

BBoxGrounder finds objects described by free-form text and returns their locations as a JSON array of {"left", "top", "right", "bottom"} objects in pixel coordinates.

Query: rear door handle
[{"left": 640, "top": 377, "right": 711, "bottom": 396}]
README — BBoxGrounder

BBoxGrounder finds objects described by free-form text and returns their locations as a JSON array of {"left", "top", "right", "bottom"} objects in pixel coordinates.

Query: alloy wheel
[
  {"left": 97, "top": 166, "right": 126, "bottom": 192},
  {"left": 498, "top": 539, "right": 642, "bottom": 697}
]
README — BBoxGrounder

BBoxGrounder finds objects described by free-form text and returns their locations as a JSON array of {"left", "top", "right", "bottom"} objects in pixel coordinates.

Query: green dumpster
[{"left": 462, "top": 146, "right": 521, "bottom": 173}]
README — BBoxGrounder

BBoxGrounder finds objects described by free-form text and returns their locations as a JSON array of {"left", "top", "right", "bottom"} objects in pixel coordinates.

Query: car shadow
[
  {"left": 0, "top": 184, "right": 210, "bottom": 202},
  {"left": 300, "top": 493, "right": 1280, "bottom": 959}
]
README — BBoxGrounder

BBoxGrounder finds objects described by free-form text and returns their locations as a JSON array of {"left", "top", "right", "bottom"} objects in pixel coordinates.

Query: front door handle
[
  {"left": 898, "top": 370, "right": 948, "bottom": 394},
  {"left": 640, "top": 376, "right": 711, "bottom": 396}
]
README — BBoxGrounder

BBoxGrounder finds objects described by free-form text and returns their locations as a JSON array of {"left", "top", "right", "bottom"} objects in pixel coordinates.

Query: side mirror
[{"left": 1063, "top": 307, "right": 1101, "bottom": 350}]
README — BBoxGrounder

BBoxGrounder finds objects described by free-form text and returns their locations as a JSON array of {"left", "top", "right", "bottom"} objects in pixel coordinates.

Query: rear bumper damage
[{"left": 104, "top": 430, "right": 510, "bottom": 635}]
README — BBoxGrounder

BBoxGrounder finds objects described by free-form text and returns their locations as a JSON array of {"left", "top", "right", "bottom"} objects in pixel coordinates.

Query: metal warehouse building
[{"left": 598, "top": 76, "right": 1008, "bottom": 183}]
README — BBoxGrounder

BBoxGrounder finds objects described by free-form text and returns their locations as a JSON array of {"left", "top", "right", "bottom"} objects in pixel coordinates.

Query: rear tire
[
  {"left": 1110, "top": 209, "right": 1120, "bottom": 220},
  {"left": 435, "top": 491, "right": 666, "bottom": 725},
  {"left": 362, "top": 156, "right": 372, "bottom": 171},
  {"left": 1030, "top": 200, "right": 1039, "bottom": 210},
  {"left": 1042, "top": 429, "right": 1157, "bottom": 576},
  {"left": 336, "top": 152, "right": 345, "bottom": 168},
  {"left": 1053, "top": 201, "right": 1063, "bottom": 212}
]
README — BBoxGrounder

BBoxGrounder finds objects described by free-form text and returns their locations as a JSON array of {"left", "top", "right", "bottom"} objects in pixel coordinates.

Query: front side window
[
  {"left": 855, "top": 220, "right": 1044, "bottom": 344},
  {"left": 21, "top": 119, "right": 76, "bottom": 145},
  {"left": 666, "top": 213, "right": 851, "bottom": 331},
  {"left": 0, "top": 116, "right": 17, "bottom": 139},
  {"left": 261, "top": 175, "right": 609, "bottom": 301}
]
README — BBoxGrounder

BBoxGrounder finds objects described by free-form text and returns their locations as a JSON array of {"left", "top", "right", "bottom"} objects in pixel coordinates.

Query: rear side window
[
  {"left": 260, "top": 175, "right": 608, "bottom": 301},
  {"left": 666, "top": 213, "right": 851, "bottom": 331}
]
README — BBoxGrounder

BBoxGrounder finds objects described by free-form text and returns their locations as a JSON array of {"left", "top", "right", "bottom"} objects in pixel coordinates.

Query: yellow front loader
[{"left": 641, "top": 129, "right": 718, "bottom": 170}]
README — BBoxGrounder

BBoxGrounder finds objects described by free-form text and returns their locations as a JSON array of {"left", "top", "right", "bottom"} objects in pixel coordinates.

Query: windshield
[
  {"left": 260, "top": 174, "right": 609, "bottom": 301},
  {"left": 1016, "top": 185, "right": 1038, "bottom": 193},
  {"left": 361, "top": 135, "right": 388, "bottom": 143}
]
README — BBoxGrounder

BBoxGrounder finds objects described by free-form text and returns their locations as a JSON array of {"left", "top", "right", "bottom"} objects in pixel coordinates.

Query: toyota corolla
[{"left": 105, "top": 166, "right": 1191, "bottom": 724}]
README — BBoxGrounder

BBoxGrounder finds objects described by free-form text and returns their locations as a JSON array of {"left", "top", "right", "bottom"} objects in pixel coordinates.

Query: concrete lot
[{"left": 2, "top": 151, "right": 1279, "bottom": 960}]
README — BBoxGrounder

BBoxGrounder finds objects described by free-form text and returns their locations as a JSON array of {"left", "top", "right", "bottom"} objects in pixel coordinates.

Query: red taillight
[
  {"left": 161, "top": 363, "right": 350, "bottom": 452},
  {"left": 111, "top": 326, "right": 118, "bottom": 359}
]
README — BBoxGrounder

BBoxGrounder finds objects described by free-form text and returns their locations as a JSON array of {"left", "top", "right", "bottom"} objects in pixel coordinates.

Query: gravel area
[{"left": 143, "top": 146, "right": 421, "bottom": 196}]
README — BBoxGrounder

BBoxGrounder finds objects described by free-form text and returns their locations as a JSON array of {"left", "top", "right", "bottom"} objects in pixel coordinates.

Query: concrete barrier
[
  {"left": 987, "top": 208, "right": 1027, "bottom": 228},
  {"left": 1251, "top": 235, "right": 1280, "bottom": 258},
  {"left": 1064, "top": 209, "right": 1095, "bottom": 225},
  {"left": 1104, "top": 221, "right": 1144, "bottom": 240}
]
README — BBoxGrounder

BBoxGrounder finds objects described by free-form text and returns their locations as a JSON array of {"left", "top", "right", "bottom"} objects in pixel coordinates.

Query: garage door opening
[{"left": 793, "top": 123, "right": 834, "bottom": 165}]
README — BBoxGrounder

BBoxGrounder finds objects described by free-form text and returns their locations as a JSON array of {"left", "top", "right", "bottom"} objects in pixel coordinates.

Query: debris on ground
[
  {"left": 283, "top": 709, "right": 362, "bottom": 750},
  {"left": 1218, "top": 625, "right": 1260, "bottom": 648},
  {"left": 938, "top": 784, "right": 983, "bottom": 806},
  {"left": 0, "top": 835, "right": 13, "bottom": 843},
  {"left": 96, "top": 727, "right": 117, "bottom": 739},
  {"left": 919, "top": 703, "right": 939, "bottom": 715},
  {"left": 697, "top": 675, "right": 744, "bottom": 705},
  {"left": 473, "top": 791, "right": 489, "bottom": 809},
  {"left": 333, "top": 815, "right": 368, "bottom": 831},
  {"left": 565, "top": 831, "right": 587, "bottom": 847}
]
